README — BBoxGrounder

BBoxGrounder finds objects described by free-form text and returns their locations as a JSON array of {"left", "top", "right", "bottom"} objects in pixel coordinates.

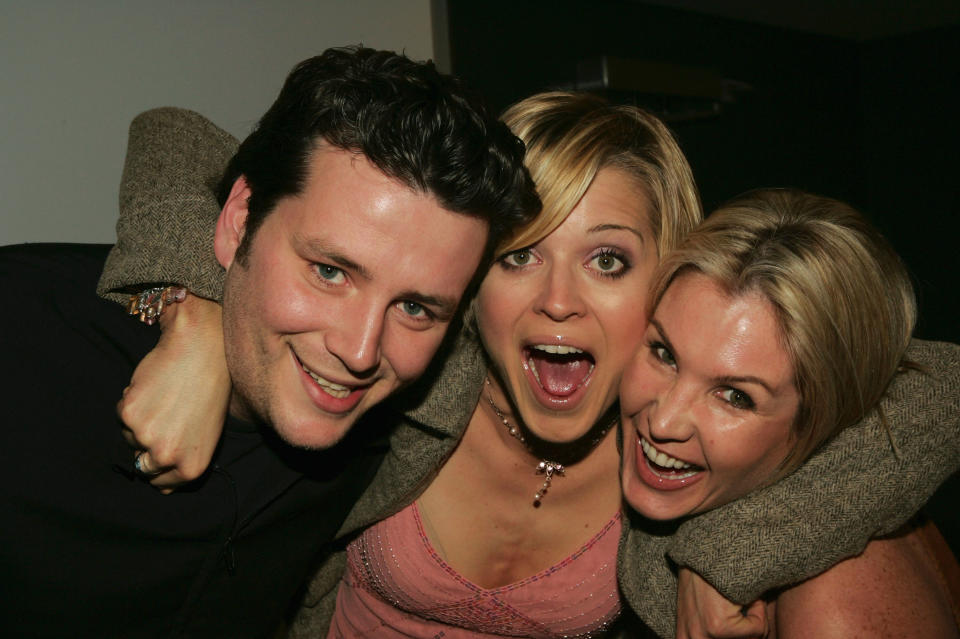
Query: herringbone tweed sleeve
[{"left": 97, "top": 107, "right": 237, "bottom": 304}]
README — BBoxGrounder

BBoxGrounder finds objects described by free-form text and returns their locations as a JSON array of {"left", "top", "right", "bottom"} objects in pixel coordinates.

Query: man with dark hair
[
  {"left": 222, "top": 47, "right": 534, "bottom": 264},
  {"left": 0, "top": 47, "right": 537, "bottom": 637}
]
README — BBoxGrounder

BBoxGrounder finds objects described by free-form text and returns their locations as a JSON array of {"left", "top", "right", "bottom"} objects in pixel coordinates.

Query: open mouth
[
  {"left": 525, "top": 344, "right": 595, "bottom": 398},
  {"left": 639, "top": 436, "right": 702, "bottom": 479}
]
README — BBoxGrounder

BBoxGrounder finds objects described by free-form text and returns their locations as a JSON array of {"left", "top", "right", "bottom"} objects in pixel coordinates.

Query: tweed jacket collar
[{"left": 389, "top": 324, "right": 487, "bottom": 437}]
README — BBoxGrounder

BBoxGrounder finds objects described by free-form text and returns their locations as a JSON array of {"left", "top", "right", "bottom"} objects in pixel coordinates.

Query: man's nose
[
  {"left": 324, "top": 300, "right": 384, "bottom": 377},
  {"left": 532, "top": 265, "right": 586, "bottom": 322}
]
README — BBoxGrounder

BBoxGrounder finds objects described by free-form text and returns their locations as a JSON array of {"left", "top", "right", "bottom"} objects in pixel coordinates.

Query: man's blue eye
[
  {"left": 402, "top": 301, "right": 425, "bottom": 317},
  {"left": 316, "top": 264, "right": 345, "bottom": 283}
]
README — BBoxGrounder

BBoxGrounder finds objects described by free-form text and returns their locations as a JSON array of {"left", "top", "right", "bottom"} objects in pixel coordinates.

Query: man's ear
[{"left": 214, "top": 176, "right": 251, "bottom": 269}]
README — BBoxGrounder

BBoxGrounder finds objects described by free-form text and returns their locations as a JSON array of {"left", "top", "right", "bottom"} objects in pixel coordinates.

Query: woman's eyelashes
[
  {"left": 499, "top": 247, "right": 538, "bottom": 269},
  {"left": 650, "top": 340, "right": 676, "bottom": 368},
  {"left": 588, "top": 248, "right": 631, "bottom": 278},
  {"left": 497, "top": 246, "right": 632, "bottom": 278},
  {"left": 717, "top": 387, "right": 756, "bottom": 410}
]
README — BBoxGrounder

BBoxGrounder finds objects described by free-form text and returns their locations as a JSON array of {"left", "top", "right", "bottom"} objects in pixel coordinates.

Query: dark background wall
[
  {"left": 438, "top": 0, "right": 958, "bottom": 344},
  {"left": 436, "top": 0, "right": 959, "bottom": 551}
]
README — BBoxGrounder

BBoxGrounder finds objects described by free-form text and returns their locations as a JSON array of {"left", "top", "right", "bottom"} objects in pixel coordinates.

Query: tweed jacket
[{"left": 99, "top": 108, "right": 960, "bottom": 638}]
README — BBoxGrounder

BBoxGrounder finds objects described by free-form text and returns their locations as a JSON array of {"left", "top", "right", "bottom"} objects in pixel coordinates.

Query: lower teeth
[{"left": 647, "top": 461, "right": 699, "bottom": 480}]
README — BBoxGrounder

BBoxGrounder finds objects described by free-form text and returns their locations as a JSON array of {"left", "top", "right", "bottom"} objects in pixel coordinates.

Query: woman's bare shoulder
[{"left": 773, "top": 526, "right": 959, "bottom": 638}]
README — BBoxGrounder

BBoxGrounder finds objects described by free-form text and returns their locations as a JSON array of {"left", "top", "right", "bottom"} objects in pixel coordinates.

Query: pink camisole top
[{"left": 327, "top": 501, "right": 622, "bottom": 638}]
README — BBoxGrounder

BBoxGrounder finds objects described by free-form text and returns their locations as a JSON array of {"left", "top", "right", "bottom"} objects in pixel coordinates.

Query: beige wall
[{"left": 0, "top": 1, "right": 433, "bottom": 244}]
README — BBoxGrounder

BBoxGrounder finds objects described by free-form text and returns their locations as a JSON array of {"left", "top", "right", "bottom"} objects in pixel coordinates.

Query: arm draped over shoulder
[{"left": 97, "top": 107, "right": 237, "bottom": 304}]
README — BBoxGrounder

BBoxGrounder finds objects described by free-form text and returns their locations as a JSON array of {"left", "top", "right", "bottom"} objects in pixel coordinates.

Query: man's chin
[{"left": 271, "top": 415, "right": 357, "bottom": 451}]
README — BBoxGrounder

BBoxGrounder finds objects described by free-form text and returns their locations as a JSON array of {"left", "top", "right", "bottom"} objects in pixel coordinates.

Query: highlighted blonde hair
[
  {"left": 647, "top": 189, "right": 917, "bottom": 477},
  {"left": 500, "top": 92, "right": 702, "bottom": 258}
]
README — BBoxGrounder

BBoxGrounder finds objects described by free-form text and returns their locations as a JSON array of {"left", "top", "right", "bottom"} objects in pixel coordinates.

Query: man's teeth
[
  {"left": 640, "top": 437, "right": 698, "bottom": 474},
  {"left": 531, "top": 344, "right": 584, "bottom": 355},
  {"left": 301, "top": 363, "right": 350, "bottom": 399}
]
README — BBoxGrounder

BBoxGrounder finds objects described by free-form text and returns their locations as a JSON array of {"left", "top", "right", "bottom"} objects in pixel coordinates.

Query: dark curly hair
[{"left": 219, "top": 46, "right": 539, "bottom": 262}]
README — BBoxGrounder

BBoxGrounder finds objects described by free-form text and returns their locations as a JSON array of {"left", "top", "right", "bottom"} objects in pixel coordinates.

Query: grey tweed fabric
[{"left": 98, "top": 107, "right": 236, "bottom": 304}]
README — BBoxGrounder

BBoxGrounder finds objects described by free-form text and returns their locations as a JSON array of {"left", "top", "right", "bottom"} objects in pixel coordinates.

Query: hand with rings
[
  {"left": 133, "top": 450, "right": 163, "bottom": 478},
  {"left": 118, "top": 291, "right": 230, "bottom": 492}
]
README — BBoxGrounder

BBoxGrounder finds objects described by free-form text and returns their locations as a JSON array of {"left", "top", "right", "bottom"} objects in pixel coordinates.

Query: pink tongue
[{"left": 532, "top": 355, "right": 591, "bottom": 396}]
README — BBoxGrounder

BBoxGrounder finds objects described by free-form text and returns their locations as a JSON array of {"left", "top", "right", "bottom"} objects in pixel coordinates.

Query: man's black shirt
[{"left": 0, "top": 244, "right": 385, "bottom": 638}]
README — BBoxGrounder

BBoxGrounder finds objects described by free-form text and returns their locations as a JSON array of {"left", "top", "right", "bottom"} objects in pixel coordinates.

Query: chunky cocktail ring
[{"left": 127, "top": 286, "right": 187, "bottom": 325}]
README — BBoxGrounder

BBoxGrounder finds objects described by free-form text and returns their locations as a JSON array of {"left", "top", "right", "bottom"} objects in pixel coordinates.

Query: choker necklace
[{"left": 484, "top": 377, "right": 614, "bottom": 508}]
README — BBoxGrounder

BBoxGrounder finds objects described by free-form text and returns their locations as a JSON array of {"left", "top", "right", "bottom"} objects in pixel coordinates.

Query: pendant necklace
[{"left": 484, "top": 377, "right": 614, "bottom": 508}]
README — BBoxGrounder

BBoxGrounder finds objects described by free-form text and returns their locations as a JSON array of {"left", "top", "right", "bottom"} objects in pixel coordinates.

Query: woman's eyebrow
[
  {"left": 649, "top": 317, "right": 676, "bottom": 353},
  {"left": 715, "top": 374, "right": 774, "bottom": 394},
  {"left": 588, "top": 223, "right": 646, "bottom": 244}
]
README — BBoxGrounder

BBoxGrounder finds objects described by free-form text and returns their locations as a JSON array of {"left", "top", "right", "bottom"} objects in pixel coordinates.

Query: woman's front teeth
[
  {"left": 532, "top": 344, "right": 584, "bottom": 355},
  {"left": 301, "top": 363, "right": 350, "bottom": 399},
  {"left": 640, "top": 437, "right": 695, "bottom": 471}
]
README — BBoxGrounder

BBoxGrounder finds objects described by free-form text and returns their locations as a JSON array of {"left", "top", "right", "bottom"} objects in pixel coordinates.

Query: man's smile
[{"left": 298, "top": 360, "right": 353, "bottom": 399}]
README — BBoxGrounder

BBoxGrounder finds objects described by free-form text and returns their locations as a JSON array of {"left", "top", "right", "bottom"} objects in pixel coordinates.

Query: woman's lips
[
  {"left": 634, "top": 435, "right": 703, "bottom": 490},
  {"left": 525, "top": 344, "right": 595, "bottom": 398}
]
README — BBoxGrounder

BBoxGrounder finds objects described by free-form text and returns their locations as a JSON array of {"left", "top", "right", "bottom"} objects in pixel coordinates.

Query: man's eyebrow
[
  {"left": 294, "top": 235, "right": 372, "bottom": 280},
  {"left": 588, "top": 223, "right": 647, "bottom": 244}
]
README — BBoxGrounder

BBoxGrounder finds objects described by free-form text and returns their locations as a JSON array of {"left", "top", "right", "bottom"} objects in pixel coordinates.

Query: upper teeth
[
  {"left": 640, "top": 437, "right": 693, "bottom": 470},
  {"left": 532, "top": 344, "right": 584, "bottom": 355},
  {"left": 301, "top": 363, "right": 350, "bottom": 399}
]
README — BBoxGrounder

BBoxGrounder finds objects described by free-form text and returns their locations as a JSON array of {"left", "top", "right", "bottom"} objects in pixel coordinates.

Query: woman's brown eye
[
  {"left": 502, "top": 249, "right": 533, "bottom": 267},
  {"left": 721, "top": 388, "right": 755, "bottom": 410}
]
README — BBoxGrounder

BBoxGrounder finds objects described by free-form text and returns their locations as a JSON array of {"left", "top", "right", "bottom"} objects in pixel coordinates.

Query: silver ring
[{"left": 133, "top": 451, "right": 154, "bottom": 476}]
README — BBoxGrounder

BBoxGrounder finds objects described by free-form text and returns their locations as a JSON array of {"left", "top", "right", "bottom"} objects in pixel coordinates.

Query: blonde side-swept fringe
[{"left": 499, "top": 92, "right": 702, "bottom": 258}]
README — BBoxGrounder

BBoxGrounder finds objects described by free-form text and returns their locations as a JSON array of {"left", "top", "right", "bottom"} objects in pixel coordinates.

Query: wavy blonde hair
[
  {"left": 499, "top": 92, "right": 702, "bottom": 258},
  {"left": 647, "top": 189, "right": 917, "bottom": 477}
]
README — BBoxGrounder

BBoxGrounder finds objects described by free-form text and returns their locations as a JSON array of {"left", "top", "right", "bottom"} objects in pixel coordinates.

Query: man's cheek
[{"left": 263, "top": 288, "right": 327, "bottom": 332}]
